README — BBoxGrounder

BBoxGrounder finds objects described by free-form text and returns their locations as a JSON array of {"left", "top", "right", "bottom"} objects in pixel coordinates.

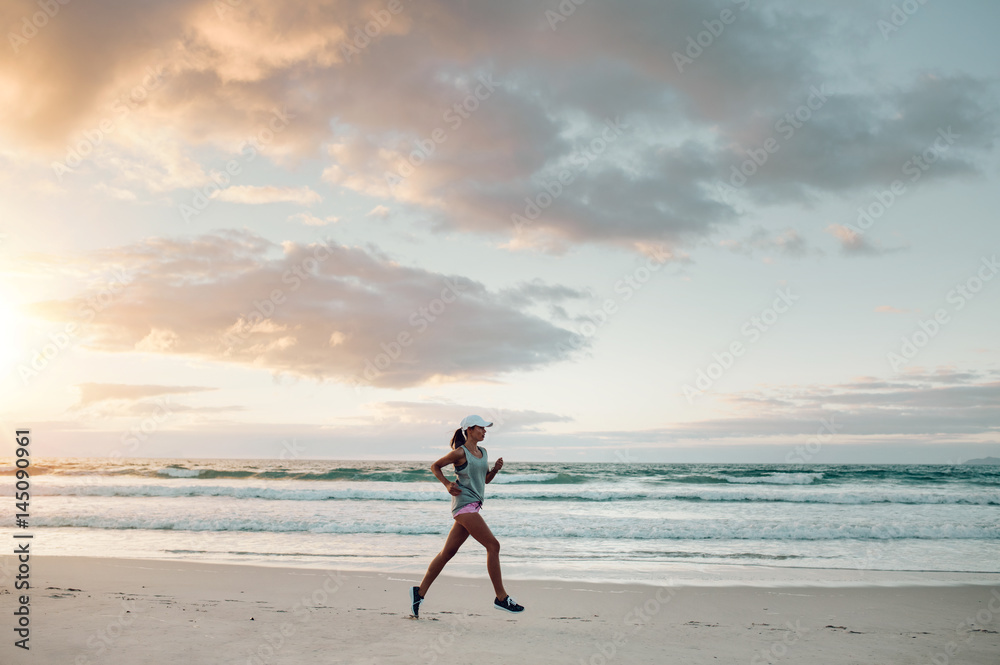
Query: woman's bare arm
[
  {"left": 485, "top": 456, "right": 503, "bottom": 483},
  {"left": 431, "top": 448, "right": 466, "bottom": 496}
]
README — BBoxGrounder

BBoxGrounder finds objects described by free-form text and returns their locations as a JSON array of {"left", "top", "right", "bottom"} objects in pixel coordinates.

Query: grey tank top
[{"left": 451, "top": 444, "right": 488, "bottom": 513}]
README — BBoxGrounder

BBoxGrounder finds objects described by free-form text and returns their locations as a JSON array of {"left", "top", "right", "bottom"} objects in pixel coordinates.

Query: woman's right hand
[{"left": 446, "top": 481, "right": 463, "bottom": 496}]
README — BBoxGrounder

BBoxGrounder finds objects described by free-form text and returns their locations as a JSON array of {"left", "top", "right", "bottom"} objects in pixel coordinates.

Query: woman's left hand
[{"left": 492, "top": 458, "right": 503, "bottom": 474}]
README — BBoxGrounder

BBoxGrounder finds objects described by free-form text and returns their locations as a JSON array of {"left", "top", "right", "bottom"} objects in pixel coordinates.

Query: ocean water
[{"left": 4, "top": 458, "right": 999, "bottom": 584}]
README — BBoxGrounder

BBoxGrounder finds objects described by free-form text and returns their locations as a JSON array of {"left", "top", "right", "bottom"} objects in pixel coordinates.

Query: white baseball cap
[{"left": 460, "top": 414, "right": 493, "bottom": 432}]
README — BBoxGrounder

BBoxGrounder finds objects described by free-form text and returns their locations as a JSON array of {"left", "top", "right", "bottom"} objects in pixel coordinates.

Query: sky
[{"left": 0, "top": 0, "right": 998, "bottom": 464}]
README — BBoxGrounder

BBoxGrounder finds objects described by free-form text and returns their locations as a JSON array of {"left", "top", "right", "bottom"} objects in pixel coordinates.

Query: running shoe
[
  {"left": 493, "top": 595, "right": 525, "bottom": 613},
  {"left": 409, "top": 586, "right": 424, "bottom": 618}
]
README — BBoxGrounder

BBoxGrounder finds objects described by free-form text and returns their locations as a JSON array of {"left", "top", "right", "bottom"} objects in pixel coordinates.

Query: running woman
[{"left": 409, "top": 414, "right": 525, "bottom": 618}]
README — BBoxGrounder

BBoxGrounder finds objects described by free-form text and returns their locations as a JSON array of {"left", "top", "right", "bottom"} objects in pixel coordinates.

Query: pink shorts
[{"left": 452, "top": 501, "right": 482, "bottom": 518}]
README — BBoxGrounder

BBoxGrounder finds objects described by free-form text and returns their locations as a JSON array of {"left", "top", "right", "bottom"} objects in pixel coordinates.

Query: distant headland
[{"left": 963, "top": 456, "right": 1000, "bottom": 465}]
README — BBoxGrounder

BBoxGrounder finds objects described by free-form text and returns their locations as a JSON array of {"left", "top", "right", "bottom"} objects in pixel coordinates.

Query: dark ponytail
[{"left": 450, "top": 428, "right": 466, "bottom": 449}]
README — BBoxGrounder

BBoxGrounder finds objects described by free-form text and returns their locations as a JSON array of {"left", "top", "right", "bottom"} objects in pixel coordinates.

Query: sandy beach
[{"left": 1, "top": 555, "right": 997, "bottom": 664}]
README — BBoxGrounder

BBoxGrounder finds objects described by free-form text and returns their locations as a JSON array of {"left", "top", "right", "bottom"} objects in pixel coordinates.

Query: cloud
[
  {"left": 666, "top": 369, "right": 1000, "bottom": 439},
  {"left": 719, "top": 77, "right": 998, "bottom": 206},
  {"left": 22, "top": 228, "right": 587, "bottom": 388},
  {"left": 719, "top": 226, "right": 813, "bottom": 259},
  {"left": 497, "top": 278, "right": 590, "bottom": 308},
  {"left": 826, "top": 223, "right": 872, "bottom": 254},
  {"left": 65, "top": 382, "right": 243, "bottom": 422},
  {"left": 366, "top": 204, "right": 390, "bottom": 218},
  {"left": 2, "top": 0, "right": 995, "bottom": 254},
  {"left": 287, "top": 212, "right": 339, "bottom": 225},
  {"left": 354, "top": 400, "right": 573, "bottom": 434},
  {"left": 825, "top": 223, "right": 905, "bottom": 256},
  {"left": 74, "top": 383, "right": 217, "bottom": 408},
  {"left": 94, "top": 183, "right": 139, "bottom": 200},
  {"left": 492, "top": 368, "right": 996, "bottom": 459},
  {"left": 211, "top": 185, "right": 322, "bottom": 205},
  {"left": 874, "top": 305, "right": 909, "bottom": 314}
]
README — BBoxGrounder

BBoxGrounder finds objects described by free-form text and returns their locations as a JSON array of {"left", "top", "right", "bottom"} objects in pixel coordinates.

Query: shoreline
[
  {"left": 6, "top": 551, "right": 1000, "bottom": 589},
  {"left": 4, "top": 555, "right": 1000, "bottom": 663}
]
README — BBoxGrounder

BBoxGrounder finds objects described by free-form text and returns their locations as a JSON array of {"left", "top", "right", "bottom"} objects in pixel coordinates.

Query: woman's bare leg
[
  {"left": 418, "top": 519, "right": 470, "bottom": 597},
  {"left": 454, "top": 512, "right": 507, "bottom": 600}
]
